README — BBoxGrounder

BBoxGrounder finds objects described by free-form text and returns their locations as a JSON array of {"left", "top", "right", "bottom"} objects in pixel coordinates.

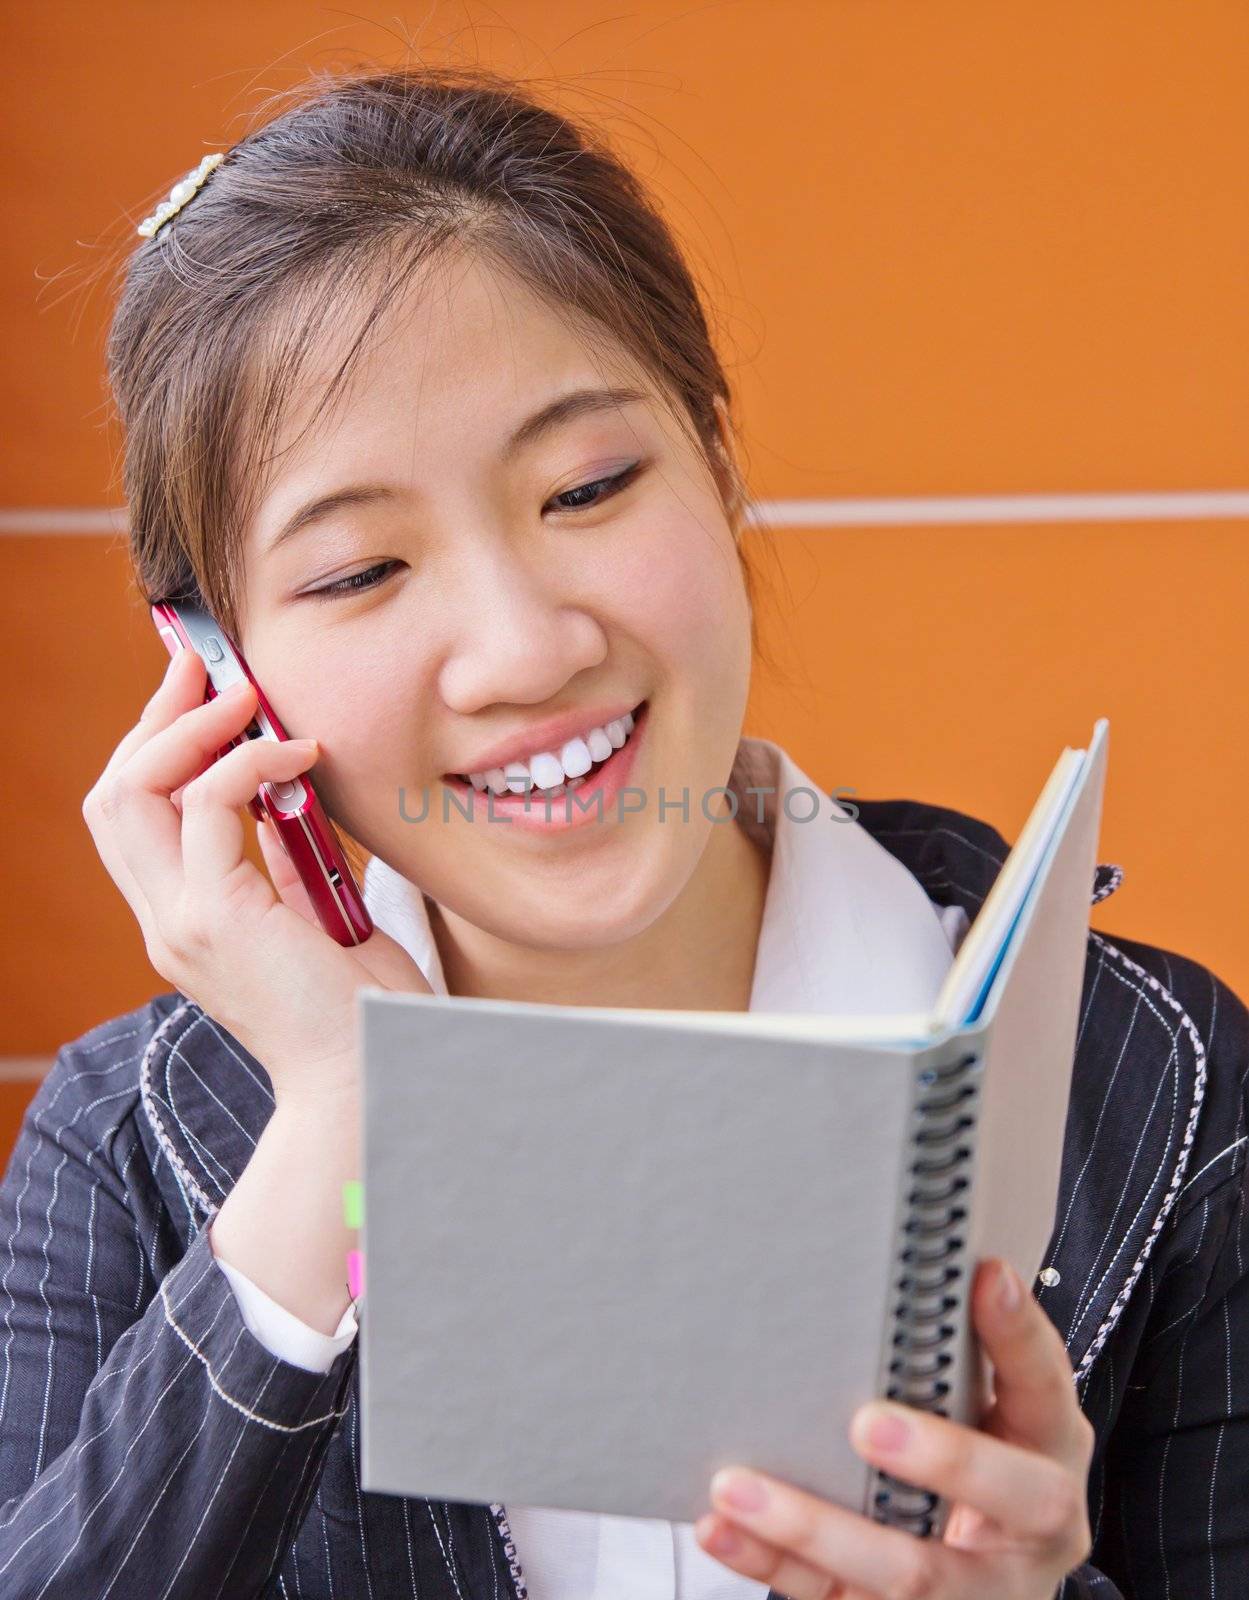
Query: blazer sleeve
[
  {"left": 1054, "top": 1118, "right": 1249, "bottom": 1597},
  {"left": 0, "top": 1038, "right": 357, "bottom": 1600}
]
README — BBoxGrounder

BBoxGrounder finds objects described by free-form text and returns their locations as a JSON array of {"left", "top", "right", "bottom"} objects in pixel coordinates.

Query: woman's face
[{"left": 239, "top": 250, "right": 753, "bottom": 951}]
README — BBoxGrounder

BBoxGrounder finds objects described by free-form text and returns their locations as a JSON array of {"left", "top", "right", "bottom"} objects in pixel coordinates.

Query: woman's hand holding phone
[{"left": 82, "top": 642, "right": 432, "bottom": 1111}]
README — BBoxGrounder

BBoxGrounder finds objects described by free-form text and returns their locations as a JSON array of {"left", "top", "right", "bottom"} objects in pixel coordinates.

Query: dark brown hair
[
  {"left": 106, "top": 63, "right": 770, "bottom": 877},
  {"left": 109, "top": 63, "right": 761, "bottom": 629}
]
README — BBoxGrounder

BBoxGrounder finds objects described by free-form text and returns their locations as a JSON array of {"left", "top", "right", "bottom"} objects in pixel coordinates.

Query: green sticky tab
[{"left": 342, "top": 1180, "right": 364, "bottom": 1229}]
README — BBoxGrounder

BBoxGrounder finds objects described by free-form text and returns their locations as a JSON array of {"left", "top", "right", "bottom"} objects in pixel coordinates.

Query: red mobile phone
[{"left": 150, "top": 599, "right": 373, "bottom": 948}]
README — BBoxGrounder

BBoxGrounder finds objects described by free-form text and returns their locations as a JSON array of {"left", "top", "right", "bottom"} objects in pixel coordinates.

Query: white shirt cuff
[{"left": 215, "top": 1254, "right": 359, "bottom": 1374}]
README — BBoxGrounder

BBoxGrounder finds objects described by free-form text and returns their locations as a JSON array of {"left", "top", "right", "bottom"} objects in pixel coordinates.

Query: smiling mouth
[{"left": 444, "top": 700, "right": 649, "bottom": 800}]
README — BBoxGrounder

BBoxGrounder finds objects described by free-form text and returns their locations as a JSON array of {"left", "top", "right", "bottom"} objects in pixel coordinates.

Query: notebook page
[
  {"left": 961, "top": 720, "right": 1108, "bottom": 1281},
  {"left": 356, "top": 989, "right": 937, "bottom": 1046},
  {"left": 359, "top": 998, "right": 971, "bottom": 1521},
  {"left": 930, "top": 747, "right": 1085, "bottom": 1031}
]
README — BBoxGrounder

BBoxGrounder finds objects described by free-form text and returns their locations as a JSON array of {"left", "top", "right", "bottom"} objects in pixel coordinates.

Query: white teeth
[
  {"left": 586, "top": 726, "right": 613, "bottom": 763},
  {"left": 529, "top": 752, "right": 565, "bottom": 791},
  {"left": 461, "top": 706, "right": 642, "bottom": 793},
  {"left": 560, "top": 736, "right": 593, "bottom": 778}
]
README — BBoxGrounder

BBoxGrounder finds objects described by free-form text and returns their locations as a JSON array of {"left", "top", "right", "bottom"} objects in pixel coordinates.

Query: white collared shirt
[{"left": 217, "top": 735, "right": 968, "bottom": 1599}]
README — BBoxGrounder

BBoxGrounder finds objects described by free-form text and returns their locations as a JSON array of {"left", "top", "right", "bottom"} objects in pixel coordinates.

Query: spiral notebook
[{"left": 355, "top": 719, "right": 1109, "bottom": 1537}]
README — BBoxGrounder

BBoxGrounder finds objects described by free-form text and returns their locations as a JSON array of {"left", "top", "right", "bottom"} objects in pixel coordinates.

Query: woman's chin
[{"left": 474, "top": 894, "right": 668, "bottom": 955}]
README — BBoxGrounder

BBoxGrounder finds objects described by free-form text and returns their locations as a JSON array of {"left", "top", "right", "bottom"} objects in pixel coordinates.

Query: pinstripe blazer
[{"left": 2, "top": 796, "right": 1247, "bottom": 1600}]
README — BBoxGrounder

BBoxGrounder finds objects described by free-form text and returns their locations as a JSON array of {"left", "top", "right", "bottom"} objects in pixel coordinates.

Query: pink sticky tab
[{"left": 347, "top": 1248, "right": 365, "bottom": 1300}]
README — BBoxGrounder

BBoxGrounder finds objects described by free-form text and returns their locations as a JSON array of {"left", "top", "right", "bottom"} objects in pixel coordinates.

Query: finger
[
  {"left": 81, "top": 648, "right": 215, "bottom": 928},
  {"left": 85, "top": 681, "right": 263, "bottom": 949},
  {"left": 705, "top": 1466, "right": 984, "bottom": 1599},
  {"left": 847, "top": 1397, "right": 1088, "bottom": 1546},
  {"left": 89, "top": 680, "right": 262, "bottom": 921},
  {"left": 84, "top": 648, "right": 208, "bottom": 911},
  {"left": 104, "top": 645, "right": 207, "bottom": 781},
  {"left": 135, "top": 649, "right": 216, "bottom": 814},
  {"left": 180, "top": 736, "right": 320, "bottom": 900},
  {"left": 140, "top": 642, "right": 205, "bottom": 722},
  {"left": 171, "top": 749, "right": 220, "bottom": 817},
  {"left": 694, "top": 1513, "right": 856, "bottom": 1600},
  {"left": 971, "top": 1258, "right": 1092, "bottom": 1467},
  {"left": 255, "top": 811, "right": 321, "bottom": 926}
]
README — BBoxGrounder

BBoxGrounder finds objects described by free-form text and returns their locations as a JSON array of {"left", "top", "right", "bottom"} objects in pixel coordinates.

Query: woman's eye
[
  {"left": 306, "top": 560, "right": 400, "bottom": 601},
  {"left": 547, "top": 462, "right": 642, "bottom": 514},
  {"left": 303, "top": 464, "right": 642, "bottom": 599}
]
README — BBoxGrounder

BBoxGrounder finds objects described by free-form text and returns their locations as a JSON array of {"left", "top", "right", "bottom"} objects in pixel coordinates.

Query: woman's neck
[{"left": 429, "top": 817, "right": 771, "bottom": 1012}]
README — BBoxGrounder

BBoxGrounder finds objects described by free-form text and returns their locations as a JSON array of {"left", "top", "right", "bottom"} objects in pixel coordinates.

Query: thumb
[
  {"left": 348, "top": 934, "right": 434, "bottom": 992},
  {"left": 255, "top": 812, "right": 321, "bottom": 927},
  {"left": 256, "top": 814, "right": 433, "bottom": 995},
  {"left": 351, "top": 925, "right": 436, "bottom": 996}
]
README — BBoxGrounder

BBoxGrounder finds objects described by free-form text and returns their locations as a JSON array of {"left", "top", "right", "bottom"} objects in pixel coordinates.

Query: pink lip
[
  {"left": 443, "top": 699, "right": 645, "bottom": 778},
  {"left": 443, "top": 701, "right": 649, "bottom": 833}
]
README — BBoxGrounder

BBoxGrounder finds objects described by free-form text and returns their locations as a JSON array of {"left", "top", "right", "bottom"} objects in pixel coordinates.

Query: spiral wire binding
[{"left": 871, "top": 1048, "right": 982, "bottom": 1536}]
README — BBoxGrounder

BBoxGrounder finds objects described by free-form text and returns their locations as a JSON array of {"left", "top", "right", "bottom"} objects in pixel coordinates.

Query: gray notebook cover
[{"left": 357, "top": 723, "right": 1106, "bottom": 1527}]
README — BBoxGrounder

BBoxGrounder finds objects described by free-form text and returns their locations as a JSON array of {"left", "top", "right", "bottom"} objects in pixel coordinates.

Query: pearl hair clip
[{"left": 136, "top": 152, "right": 225, "bottom": 239}]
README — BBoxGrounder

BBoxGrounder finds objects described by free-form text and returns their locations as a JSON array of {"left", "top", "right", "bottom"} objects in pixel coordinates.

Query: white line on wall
[
  {"left": 743, "top": 491, "right": 1249, "bottom": 527},
  {"left": 0, "top": 509, "right": 128, "bottom": 535},
  {"left": 1, "top": 492, "right": 1249, "bottom": 537},
  {"left": 0, "top": 1059, "right": 53, "bottom": 1082}
]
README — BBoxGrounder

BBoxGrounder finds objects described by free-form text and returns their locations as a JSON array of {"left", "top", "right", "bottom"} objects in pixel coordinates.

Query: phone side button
[{"left": 265, "top": 779, "right": 307, "bottom": 813}]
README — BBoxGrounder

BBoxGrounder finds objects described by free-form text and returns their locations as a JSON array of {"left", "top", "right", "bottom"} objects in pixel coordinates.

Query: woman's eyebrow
[
  {"left": 502, "top": 384, "right": 648, "bottom": 460},
  {"left": 262, "top": 385, "right": 649, "bottom": 557}
]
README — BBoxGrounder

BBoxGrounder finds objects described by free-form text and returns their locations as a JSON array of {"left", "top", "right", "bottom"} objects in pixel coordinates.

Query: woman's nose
[{"left": 436, "top": 553, "right": 608, "bottom": 713}]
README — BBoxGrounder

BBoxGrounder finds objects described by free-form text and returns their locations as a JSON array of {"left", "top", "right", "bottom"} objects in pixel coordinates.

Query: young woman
[{"left": 1, "top": 65, "right": 1245, "bottom": 1600}]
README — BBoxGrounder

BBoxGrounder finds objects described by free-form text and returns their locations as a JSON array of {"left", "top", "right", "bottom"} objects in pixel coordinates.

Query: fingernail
[
  {"left": 997, "top": 1259, "right": 1022, "bottom": 1312},
  {"left": 710, "top": 1469, "right": 768, "bottom": 1512},
  {"left": 859, "top": 1403, "right": 911, "bottom": 1452}
]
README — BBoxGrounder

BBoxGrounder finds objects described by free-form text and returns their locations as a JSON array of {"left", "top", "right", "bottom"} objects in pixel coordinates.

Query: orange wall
[{"left": 3, "top": 3, "right": 1247, "bottom": 1136}]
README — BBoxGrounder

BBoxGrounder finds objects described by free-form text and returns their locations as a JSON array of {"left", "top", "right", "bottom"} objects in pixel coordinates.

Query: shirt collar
[{"left": 362, "top": 735, "right": 965, "bottom": 1016}]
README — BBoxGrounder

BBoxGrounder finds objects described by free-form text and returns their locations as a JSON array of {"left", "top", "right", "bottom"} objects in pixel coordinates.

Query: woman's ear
[
  {"left": 711, "top": 393, "right": 736, "bottom": 467},
  {"left": 711, "top": 393, "right": 746, "bottom": 517}
]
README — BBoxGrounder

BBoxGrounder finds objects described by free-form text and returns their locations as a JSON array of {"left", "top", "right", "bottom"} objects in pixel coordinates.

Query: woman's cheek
[
  {"left": 265, "top": 660, "right": 419, "bottom": 835},
  {"left": 613, "top": 517, "right": 748, "bottom": 669}
]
